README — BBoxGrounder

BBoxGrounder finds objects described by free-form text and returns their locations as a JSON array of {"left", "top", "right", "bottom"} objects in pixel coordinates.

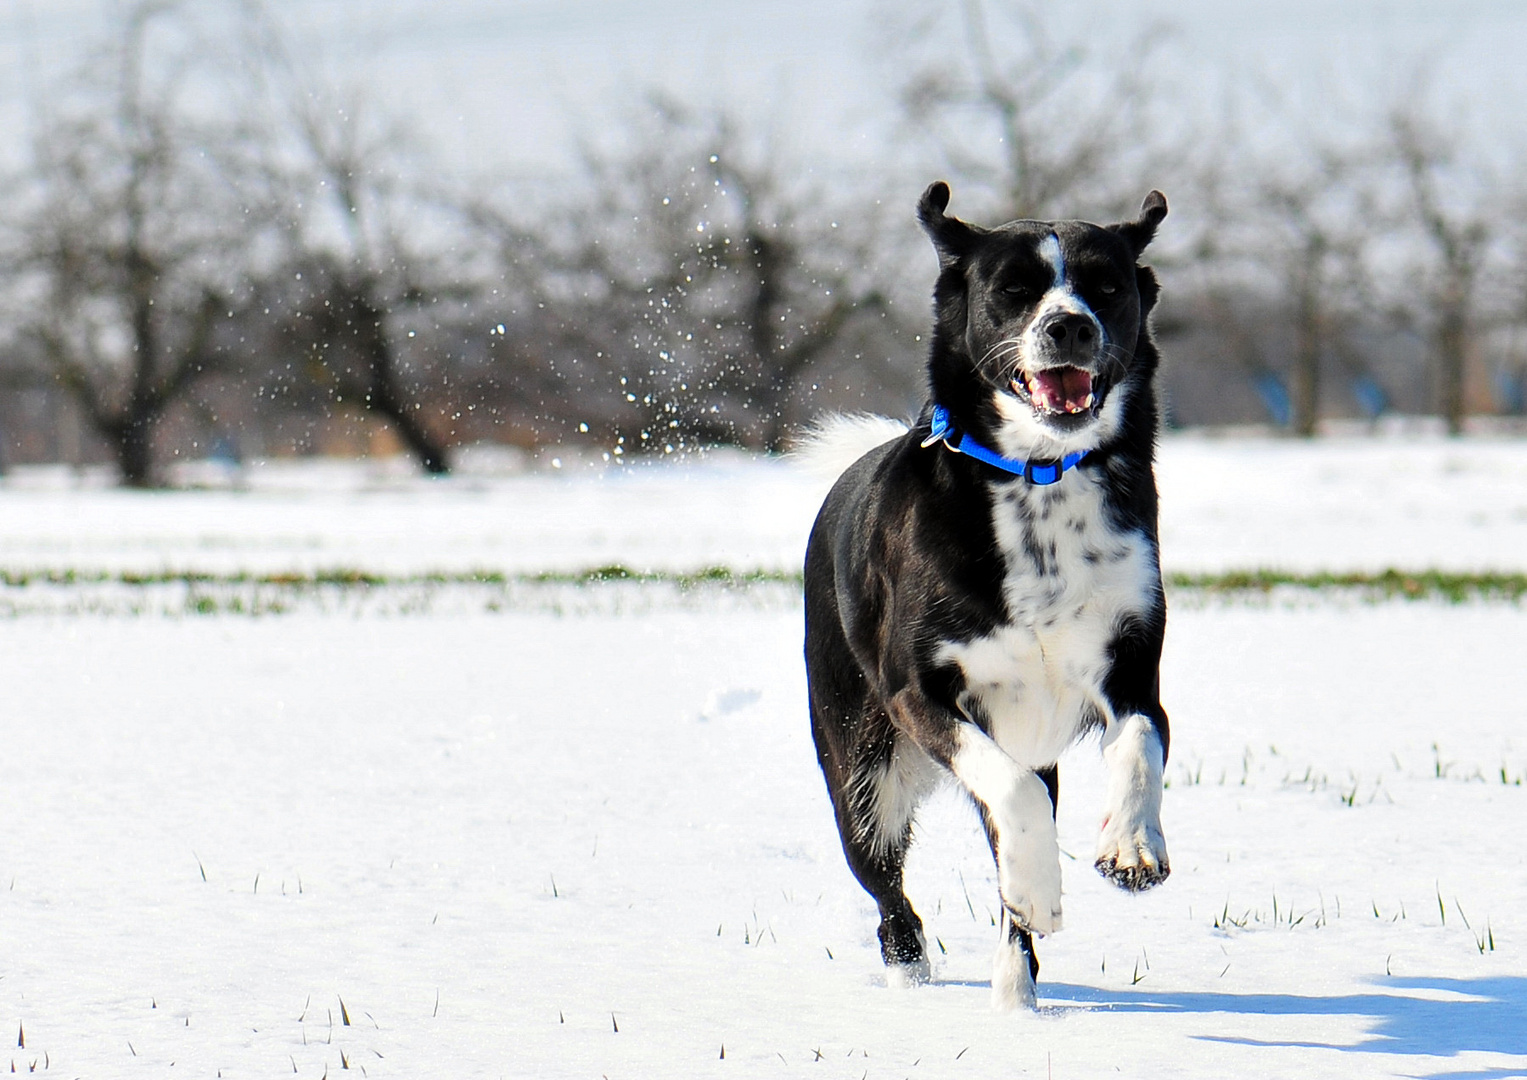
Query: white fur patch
[
  {"left": 991, "top": 377, "right": 1128, "bottom": 462},
  {"left": 948, "top": 726, "right": 1063, "bottom": 935},
  {"left": 1038, "top": 233, "right": 1065, "bottom": 287},
  {"left": 1096, "top": 713, "right": 1169, "bottom": 881},
  {"left": 851, "top": 740, "right": 940, "bottom": 855},
  {"left": 789, "top": 412, "right": 909, "bottom": 484},
  {"left": 940, "top": 469, "right": 1158, "bottom": 768},
  {"left": 1028, "top": 287, "right": 1102, "bottom": 341}
]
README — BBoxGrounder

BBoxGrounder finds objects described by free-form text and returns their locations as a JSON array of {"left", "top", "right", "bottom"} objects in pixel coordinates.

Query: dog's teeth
[{"left": 1083, "top": 392, "right": 1095, "bottom": 408}]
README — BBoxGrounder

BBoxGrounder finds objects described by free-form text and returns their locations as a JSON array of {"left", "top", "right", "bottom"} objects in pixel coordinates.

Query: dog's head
[{"left": 918, "top": 181, "right": 1167, "bottom": 458}]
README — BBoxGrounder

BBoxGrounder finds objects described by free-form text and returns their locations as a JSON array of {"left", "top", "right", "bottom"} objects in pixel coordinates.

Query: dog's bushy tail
[{"left": 789, "top": 412, "right": 910, "bottom": 484}]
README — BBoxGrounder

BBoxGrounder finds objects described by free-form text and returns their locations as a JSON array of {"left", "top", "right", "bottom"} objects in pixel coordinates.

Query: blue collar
[{"left": 920, "top": 404, "right": 1090, "bottom": 485}]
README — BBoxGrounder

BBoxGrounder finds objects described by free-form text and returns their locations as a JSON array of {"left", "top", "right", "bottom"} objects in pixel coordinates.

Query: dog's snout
[{"left": 1040, "top": 313, "right": 1096, "bottom": 351}]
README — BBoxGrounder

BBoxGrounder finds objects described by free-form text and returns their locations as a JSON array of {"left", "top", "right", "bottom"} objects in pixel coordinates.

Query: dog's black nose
[{"left": 1040, "top": 313, "right": 1096, "bottom": 351}]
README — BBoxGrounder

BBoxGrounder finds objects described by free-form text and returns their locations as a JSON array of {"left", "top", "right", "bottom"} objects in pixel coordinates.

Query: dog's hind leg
[
  {"left": 830, "top": 732, "right": 936, "bottom": 986},
  {"left": 980, "top": 765, "right": 1058, "bottom": 1010}
]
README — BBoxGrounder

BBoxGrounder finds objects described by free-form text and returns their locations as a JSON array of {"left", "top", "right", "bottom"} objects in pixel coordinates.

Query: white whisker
[{"left": 979, "top": 337, "right": 1025, "bottom": 369}]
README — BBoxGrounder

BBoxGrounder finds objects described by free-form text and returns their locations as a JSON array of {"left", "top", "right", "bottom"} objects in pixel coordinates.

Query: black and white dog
[{"left": 804, "top": 182, "right": 1171, "bottom": 1010}]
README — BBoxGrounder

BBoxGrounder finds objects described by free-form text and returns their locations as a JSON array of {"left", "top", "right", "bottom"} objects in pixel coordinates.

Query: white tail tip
[{"left": 788, "top": 412, "right": 911, "bottom": 484}]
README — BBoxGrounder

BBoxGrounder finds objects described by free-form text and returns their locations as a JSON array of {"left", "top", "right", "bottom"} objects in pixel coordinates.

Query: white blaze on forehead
[
  {"left": 1038, "top": 233, "right": 1065, "bottom": 288},
  {"left": 1028, "top": 229, "right": 1101, "bottom": 345}
]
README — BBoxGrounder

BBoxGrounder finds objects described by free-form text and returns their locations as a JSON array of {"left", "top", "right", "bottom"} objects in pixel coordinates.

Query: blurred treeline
[{"left": 1, "top": 1, "right": 1524, "bottom": 485}]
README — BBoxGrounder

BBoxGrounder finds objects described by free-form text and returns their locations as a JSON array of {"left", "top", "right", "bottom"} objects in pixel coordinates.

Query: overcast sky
[{"left": 1, "top": 0, "right": 1523, "bottom": 182}]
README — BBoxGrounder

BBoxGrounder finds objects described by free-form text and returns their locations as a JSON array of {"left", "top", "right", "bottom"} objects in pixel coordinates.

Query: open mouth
[{"left": 1013, "top": 366, "right": 1101, "bottom": 417}]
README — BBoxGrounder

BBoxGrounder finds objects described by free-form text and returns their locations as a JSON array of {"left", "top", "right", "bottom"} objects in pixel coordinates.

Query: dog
[{"left": 803, "top": 181, "right": 1172, "bottom": 1010}]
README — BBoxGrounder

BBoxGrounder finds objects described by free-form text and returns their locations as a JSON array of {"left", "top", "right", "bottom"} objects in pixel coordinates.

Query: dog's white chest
[{"left": 938, "top": 476, "right": 1156, "bottom": 767}]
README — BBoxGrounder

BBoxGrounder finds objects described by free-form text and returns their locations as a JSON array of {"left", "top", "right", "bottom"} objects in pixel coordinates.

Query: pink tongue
[{"left": 1030, "top": 368, "right": 1093, "bottom": 412}]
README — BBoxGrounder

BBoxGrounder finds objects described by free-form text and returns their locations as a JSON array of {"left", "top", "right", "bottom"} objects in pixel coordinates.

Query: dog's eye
[
  {"left": 1099, "top": 282, "right": 1118, "bottom": 296},
  {"left": 1001, "top": 285, "right": 1032, "bottom": 298}
]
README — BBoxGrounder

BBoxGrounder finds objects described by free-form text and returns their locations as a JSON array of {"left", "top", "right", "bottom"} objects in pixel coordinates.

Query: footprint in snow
[{"left": 700, "top": 688, "right": 763, "bottom": 721}]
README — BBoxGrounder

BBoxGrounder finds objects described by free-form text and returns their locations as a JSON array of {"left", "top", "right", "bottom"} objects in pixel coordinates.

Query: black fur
[{"left": 805, "top": 183, "right": 1172, "bottom": 1000}]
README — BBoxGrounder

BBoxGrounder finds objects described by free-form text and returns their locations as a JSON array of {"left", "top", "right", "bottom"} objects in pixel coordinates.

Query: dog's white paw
[
  {"left": 1001, "top": 890, "right": 1064, "bottom": 935},
  {"left": 886, "top": 957, "right": 931, "bottom": 988},
  {"left": 1096, "top": 713, "right": 1169, "bottom": 892},
  {"left": 1095, "top": 812, "right": 1169, "bottom": 891}
]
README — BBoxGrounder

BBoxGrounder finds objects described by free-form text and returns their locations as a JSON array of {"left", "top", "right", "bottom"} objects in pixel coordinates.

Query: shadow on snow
[{"left": 1040, "top": 976, "right": 1527, "bottom": 1076}]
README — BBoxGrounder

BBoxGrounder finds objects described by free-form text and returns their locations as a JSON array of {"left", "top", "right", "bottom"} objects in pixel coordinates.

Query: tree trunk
[
  {"left": 746, "top": 230, "right": 787, "bottom": 453},
  {"left": 1437, "top": 303, "right": 1467, "bottom": 436},
  {"left": 109, "top": 414, "right": 156, "bottom": 488},
  {"left": 1290, "top": 310, "right": 1320, "bottom": 437},
  {"left": 1289, "top": 240, "right": 1324, "bottom": 438},
  {"left": 373, "top": 395, "right": 450, "bottom": 474},
  {"left": 354, "top": 290, "right": 451, "bottom": 474}
]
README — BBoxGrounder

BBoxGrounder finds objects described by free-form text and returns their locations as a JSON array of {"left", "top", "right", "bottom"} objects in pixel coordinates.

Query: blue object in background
[
  {"left": 1252, "top": 372, "right": 1292, "bottom": 427},
  {"left": 208, "top": 434, "right": 242, "bottom": 466},
  {"left": 1493, "top": 368, "right": 1525, "bottom": 415},
  {"left": 1352, "top": 375, "right": 1389, "bottom": 419}
]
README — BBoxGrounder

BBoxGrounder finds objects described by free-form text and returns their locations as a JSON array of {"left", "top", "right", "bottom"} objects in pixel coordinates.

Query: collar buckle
[
  {"left": 920, "top": 404, "right": 955, "bottom": 448},
  {"left": 1023, "top": 458, "right": 1063, "bottom": 485}
]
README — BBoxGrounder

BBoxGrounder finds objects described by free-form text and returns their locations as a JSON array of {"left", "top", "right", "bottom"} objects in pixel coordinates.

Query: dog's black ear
[
  {"left": 1112, "top": 190, "right": 1168, "bottom": 256},
  {"left": 918, "top": 181, "right": 981, "bottom": 268}
]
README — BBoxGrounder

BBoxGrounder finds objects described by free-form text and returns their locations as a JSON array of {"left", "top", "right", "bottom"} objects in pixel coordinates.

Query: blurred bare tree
[
  {"left": 3, "top": 1, "right": 275, "bottom": 485},
  {"left": 3, "top": 2, "right": 1524, "bottom": 475},
  {"left": 1265, "top": 156, "right": 1373, "bottom": 437},
  {"left": 1192, "top": 130, "right": 1381, "bottom": 436},
  {"left": 255, "top": 51, "right": 483, "bottom": 473},
  {"left": 479, "top": 100, "right": 898, "bottom": 456},
  {"left": 1385, "top": 106, "right": 1497, "bottom": 435},
  {"left": 897, "top": 0, "right": 1169, "bottom": 222}
]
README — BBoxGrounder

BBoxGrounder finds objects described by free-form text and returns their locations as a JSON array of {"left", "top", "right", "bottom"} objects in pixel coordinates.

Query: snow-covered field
[
  {"left": 3, "top": 432, "right": 1527, "bottom": 578},
  {"left": 1, "top": 435, "right": 1525, "bottom": 1078}
]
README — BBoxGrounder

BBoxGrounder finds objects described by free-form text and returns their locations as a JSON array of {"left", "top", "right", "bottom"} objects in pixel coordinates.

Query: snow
[
  {"left": 3, "top": 606, "right": 1523, "bottom": 1077},
  {"left": 1155, "top": 432, "right": 1527, "bottom": 574},
  {"left": 0, "top": 435, "right": 1524, "bottom": 1078},
  {"left": 3, "top": 432, "right": 1527, "bottom": 578}
]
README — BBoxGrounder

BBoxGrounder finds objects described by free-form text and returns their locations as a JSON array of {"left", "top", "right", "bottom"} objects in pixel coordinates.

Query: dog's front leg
[
  {"left": 956, "top": 729, "right": 1061, "bottom": 1011},
  {"left": 947, "top": 726, "right": 1064, "bottom": 935},
  {"left": 1095, "top": 711, "right": 1170, "bottom": 890},
  {"left": 889, "top": 690, "right": 1061, "bottom": 1009}
]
